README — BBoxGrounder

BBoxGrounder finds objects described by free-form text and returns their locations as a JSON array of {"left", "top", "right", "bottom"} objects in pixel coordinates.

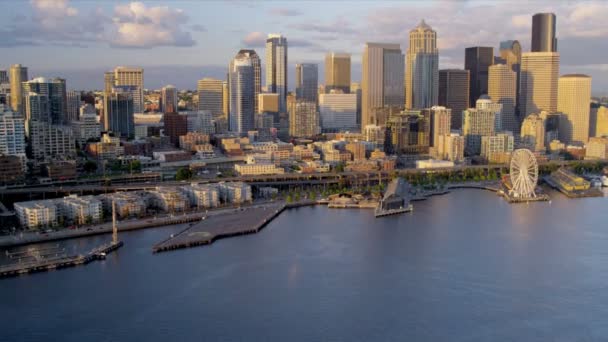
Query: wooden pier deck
[{"left": 152, "top": 203, "right": 286, "bottom": 253}]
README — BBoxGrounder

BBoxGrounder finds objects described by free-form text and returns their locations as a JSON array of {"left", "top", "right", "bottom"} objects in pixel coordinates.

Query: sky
[{"left": 1, "top": 0, "right": 607, "bottom": 95}]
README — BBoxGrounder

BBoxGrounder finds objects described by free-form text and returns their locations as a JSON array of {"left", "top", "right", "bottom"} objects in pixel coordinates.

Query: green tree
[
  {"left": 286, "top": 194, "right": 293, "bottom": 203},
  {"left": 334, "top": 163, "right": 345, "bottom": 173},
  {"left": 176, "top": 167, "right": 193, "bottom": 181},
  {"left": 130, "top": 160, "right": 142, "bottom": 173}
]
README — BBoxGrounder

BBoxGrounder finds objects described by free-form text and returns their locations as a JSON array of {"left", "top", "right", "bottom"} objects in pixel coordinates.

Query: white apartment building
[{"left": 15, "top": 200, "right": 58, "bottom": 230}]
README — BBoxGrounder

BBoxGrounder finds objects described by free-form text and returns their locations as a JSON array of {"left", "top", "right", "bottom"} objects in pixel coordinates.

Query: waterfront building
[
  {"left": 521, "top": 113, "right": 546, "bottom": 151},
  {"left": 438, "top": 69, "right": 469, "bottom": 130},
  {"left": 112, "top": 67, "right": 144, "bottom": 113},
  {"left": 532, "top": 13, "right": 557, "bottom": 53},
  {"left": 319, "top": 93, "right": 357, "bottom": 132},
  {"left": 229, "top": 51, "right": 256, "bottom": 134},
  {"left": 289, "top": 100, "right": 319, "bottom": 138},
  {"left": 585, "top": 137, "right": 608, "bottom": 160},
  {"left": 325, "top": 53, "right": 351, "bottom": 94},
  {"left": 161, "top": 85, "right": 178, "bottom": 114},
  {"left": 15, "top": 200, "right": 58, "bottom": 230},
  {"left": 488, "top": 64, "right": 517, "bottom": 133},
  {"left": 361, "top": 42, "right": 405, "bottom": 130},
  {"left": 22, "top": 77, "right": 67, "bottom": 125},
  {"left": 416, "top": 159, "right": 455, "bottom": 169},
  {"left": 476, "top": 96, "right": 503, "bottom": 132},
  {"left": 9, "top": 64, "right": 27, "bottom": 114},
  {"left": 197, "top": 78, "right": 224, "bottom": 118},
  {"left": 557, "top": 74, "right": 591, "bottom": 145},
  {"left": 150, "top": 187, "right": 189, "bottom": 212},
  {"left": 462, "top": 107, "right": 495, "bottom": 155},
  {"left": 464, "top": 47, "right": 494, "bottom": 105},
  {"left": 217, "top": 182, "right": 252, "bottom": 204},
  {"left": 596, "top": 106, "right": 608, "bottom": 138},
  {"left": 66, "top": 91, "right": 81, "bottom": 123},
  {"left": 406, "top": 20, "right": 439, "bottom": 110},
  {"left": 437, "top": 133, "right": 465, "bottom": 162},
  {"left": 59, "top": 195, "right": 103, "bottom": 226},
  {"left": 519, "top": 52, "right": 559, "bottom": 117},
  {"left": 266, "top": 35, "right": 288, "bottom": 113},
  {"left": 104, "top": 86, "right": 135, "bottom": 138},
  {"left": 481, "top": 132, "right": 514, "bottom": 164},
  {"left": 295, "top": 63, "right": 318, "bottom": 103},
  {"left": 98, "top": 192, "right": 147, "bottom": 218},
  {"left": 181, "top": 184, "right": 220, "bottom": 208}
]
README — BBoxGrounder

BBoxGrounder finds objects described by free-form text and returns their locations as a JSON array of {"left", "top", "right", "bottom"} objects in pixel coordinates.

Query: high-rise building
[
  {"left": 289, "top": 100, "right": 319, "bottom": 138},
  {"left": 160, "top": 85, "right": 178, "bottom": 114},
  {"left": 596, "top": 106, "right": 608, "bottom": 138},
  {"left": 295, "top": 63, "right": 318, "bottom": 103},
  {"left": 10, "top": 64, "right": 27, "bottom": 114},
  {"left": 361, "top": 42, "right": 405, "bottom": 130},
  {"left": 104, "top": 86, "right": 135, "bottom": 138},
  {"left": 351, "top": 82, "right": 362, "bottom": 127},
  {"left": 465, "top": 47, "right": 494, "bottom": 105},
  {"left": 438, "top": 69, "right": 469, "bottom": 130},
  {"left": 29, "top": 121, "right": 75, "bottom": 160},
  {"left": 24, "top": 93, "right": 50, "bottom": 134},
  {"left": 531, "top": 13, "right": 557, "bottom": 53},
  {"left": 66, "top": 91, "right": 81, "bottom": 123},
  {"left": 0, "top": 70, "right": 8, "bottom": 84},
  {"left": 476, "top": 96, "right": 503, "bottom": 132},
  {"left": 22, "top": 77, "right": 67, "bottom": 125},
  {"left": 519, "top": 52, "right": 559, "bottom": 117},
  {"left": 488, "top": 64, "right": 517, "bottom": 133},
  {"left": 222, "top": 81, "right": 229, "bottom": 116},
  {"left": 481, "top": 132, "right": 514, "bottom": 163},
  {"left": 197, "top": 78, "right": 223, "bottom": 118},
  {"left": 229, "top": 52, "right": 256, "bottom": 134},
  {"left": 0, "top": 105, "right": 26, "bottom": 156},
  {"left": 319, "top": 93, "right": 358, "bottom": 132},
  {"left": 234, "top": 50, "right": 261, "bottom": 114},
  {"left": 266, "top": 34, "right": 288, "bottom": 113},
  {"left": 112, "top": 67, "right": 144, "bottom": 114},
  {"left": 437, "top": 133, "right": 465, "bottom": 162},
  {"left": 104, "top": 72, "right": 115, "bottom": 95},
  {"left": 498, "top": 40, "right": 521, "bottom": 113},
  {"left": 325, "top": 52, "right": 351, "bottom": 94},
  {"left": 558, "top": 74, "right": 591, "bottom": 145},
  {"left": 426, "top": 106, "right": 451, "bottom": 149},
  {"left": 406, "top": 20, "right": 439, "bottom": 110},
  {"left": 462, "top": 107, "right": 495, "bottom": 155},
  {"left": 521, "top": 113, "right": 546, "bottom": 151},
  {"left": 163, "top": 112, "right": 188, "bottom": 147}
]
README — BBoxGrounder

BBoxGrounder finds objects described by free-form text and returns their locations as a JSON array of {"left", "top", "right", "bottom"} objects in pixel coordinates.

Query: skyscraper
[
  {"left": 66, "top": 91, "right": 81, "bottom": 123},
  {"left": 0, "top": 106, "right": 26, "bottom": 157},
  {"left": 266, "top": 34, "right": 288, "bottom": 113},
  {"left": 531, "top": 13, "right": 557, "bottom": 52},
  {"left": 112, "top": 67, "right": 144, "bottom": 114},
  {"left": 325, "top": 52, "right": 351, "bottom": 94},
  {"left": 519, "top": 52, "right": 559, "bottom": 117},
  {"left": 596, "top": 106, "right": 608, "bottom": 138},
  {"left": 229, "top": 52, "right": 255, "bottom": 134},
  {"left": 10, "top": 64, "right": 28, "bottom": 114},
  {"left": 104, "top": 86, "right": 135, "bottom": 138},
  {"left": 235, "top": 50, "right": 261, "bottom": 113},
  {"left": 558, "top": 74, "right": 591, "bottom": 145},
  {"left": 488, "top": 64, "right": 517, "bottom": 133},
  {"left": 22, "top": 77, "right": 67, "bottom": 125},
  {"left": 0, "top": 70, "right": 8, "bottom": 84},
  {"left": 104, "top": 72, "right": 115, "bottom": 94},
  {"left": 521, "top": 113, "right": 546, "bottom": 151},
  {"left": 406, "top": 20, "right": 439, "bottom": 110},
  {"left": 295, "top": 63, "right": 318, "bottom": 103},
  {"left": 361, "top": 42, "right": 404, "bottom": 130},
  {"left": 476, "top": 96, "right": 503, "bottom": 132},
  {"left": 289, "top": 100, "right": 319, "bottom": 138},
  {"left": 427, "top": 106, "right": 451, "bottom": 149},
  {"left": 462, "top": 107, "right": 495, "bottom": 155},
  {"left": 498, "top": 40, "right": 521, "bottom": 114},
  {"left": 464, "top": 47, "right": 494, "bottom": 105},
  {"left": 222, "top": 81, "right": 229, "bottom": 116},
  {"left": 438, "top": 69, "right": 469, "bottom": 130},
  {"left": 161, "top": 85, "right": 178, "bottom": 114},
  {"left": 197, "top": 78, "right": 223, "bottom": 118}
]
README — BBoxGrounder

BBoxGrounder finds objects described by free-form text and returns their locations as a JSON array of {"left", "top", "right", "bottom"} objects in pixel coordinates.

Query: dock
[{"left": 152, "top": 203, "right": 285, "bottom": 253}]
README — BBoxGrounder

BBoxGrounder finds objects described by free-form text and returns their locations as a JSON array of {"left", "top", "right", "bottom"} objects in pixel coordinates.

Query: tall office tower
[
  {"left": 325, "top": 52, "right": 351, "bottom": 94},
  {"left": 24, "top": 93, "right": 49, "bottom": 137},
  {"left": 558, "top": 74, "right": 591, "bottom": 145},
  {"left": 0, "top": 106, "right": 26, "bottom": 156},
  {"left": 596, "top": 106, "right": 608, "bottom": 138},
  {"left": 476, "top": 96, "right": 503, "bottom": 132},
  {"left": 521, "top": 113, "right": 546, "bottom": 151},
  {"left": 319, "top": 93, "right": 358, "bottom": 132},
  {"left": 22, "top": 77, "right": 67, "bottom": 125},
  {"left": 163, "top": 112, "right": 188, "bottom": 147},
  {"left": 104, "top": 86, "right": 135, "bottom": 138},
  {"left": 222, "top": 81, "right": 229, "bottom": 116},
  {"left": 498, "top": 40, "right": 521, "bottom": 107},
  {"left": 426, "top": 106, "right": 451, "bottom": 150},
  {"left": 104, "top": 72, "right": 115, "bottom": 95},
  {"left": 66, "top": 91, "right": 81, "bottom": 123},
  {"left": 235, "top": 50, "right": 261, "bottom": 113},
  {"left": 0, "top": 70, "right": 8, "bottom": 84},
  {"left": 295, "top": 63, "right": 318, "bottom": 103},
  {"left": 113, "top": 67, "right": 144, "bottom": 114},
  {"left": 361, "top": 42, "right": 405, "bottom": 130},
  {"left": 488, "top": 64, "right": 517, "bottom": 133},
  {"left": 197, "top": 78, "right": 223, "bottom": 118},
  {"left": 265, "top": 34, "right": 288, "bottom": 113},
  {"left": 229, "top": 51, "right": 255, "bottom": 134},
  {"left": 531, "top": 13, "right": 557, "bottom": 52},
  {"left": 289, "top": 100, "right": 319, "bottom": 138},
  {"left": 462, "top": 107, "right": 495, "bottom": 155},
  {"left": 9, "top": 64, "right": 27, "bottom": 114},
  {"left": 406, "top": 20, "right": 439, "bottom": 110},
  {"left": 350, "top": 82, "right": 362, "bottom": 126},
  {"left": 160, "top": 85, "right": 178, "bottom": 114},
  {"left": 519, "top": 52, "right": 559, "bottom": 117},
  {"left": 438, "top": 69, "right": 469, "bottom": 130},
  {"left": 465, "top": 47, "right": 494, "bottom": 105}
]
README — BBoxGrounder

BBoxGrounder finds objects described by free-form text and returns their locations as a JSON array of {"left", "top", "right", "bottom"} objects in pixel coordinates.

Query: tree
[
  {"left": 130, "top": 160, "right": 142, "bottom": 173},
  {"left": 83, "top": 160, "right": 97, "bottom": 173},
  {"left": 334, "top": 163, "right": 345, "bottom": 173},
  {"left": 176, "top": 167, "right": 193, "bottom": 181}
]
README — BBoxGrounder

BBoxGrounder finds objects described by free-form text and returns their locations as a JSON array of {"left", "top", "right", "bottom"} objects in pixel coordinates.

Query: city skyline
[{"left": 0, "top": 1, "right": 606, "bottom": 94}]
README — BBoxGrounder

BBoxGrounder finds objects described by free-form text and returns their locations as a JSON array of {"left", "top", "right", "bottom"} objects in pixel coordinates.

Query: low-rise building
[
  {"left": 42, "top": 161, "right": 77, "bottom": 181},
  {"left": 149, "top": 187, "right": 188, "bottom": 212},
  {"left": 98, "top": 192, "right": 147, "bottom": 218},
  {"left": 481, "top": 132, "right": 514, "bottom": 164},
  {"left": 179, "top": 132, "right": 210, "bottom": 151},
  {"left": 585, "top": 137, "right": 608, "bottom": 160},
  {"left": 217, "top": 182, "right": 252, "bottom": 204},
  {"left": 0, "top": 155, "right": 24, "bottom": 185},
  {"left": 87, "top": 133, "right": 124, "bottom": 160},
  {"left": 416, "top": 159, "right": 455, "bottom": 169},
  {"left": 181, "top": 183, "right": 220, "bottom": 208},
  {"left": 59, "top": 195, "right": 103, "bottom": 225},
  {"left": 15, "top": 200, "right": 58, "bottom": 230}
]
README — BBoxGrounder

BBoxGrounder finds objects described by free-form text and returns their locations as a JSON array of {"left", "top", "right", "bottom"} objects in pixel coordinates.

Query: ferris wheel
[{"left": 509, "top": 149, "right": 539, "bottom": 198}]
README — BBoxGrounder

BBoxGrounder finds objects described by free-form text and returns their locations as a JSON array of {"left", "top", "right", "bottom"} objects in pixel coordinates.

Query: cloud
[
  {"left": 242, "top": 31, "right": 267, "bottom": 47},
  {"left": 0, "top": 0, "right": 197, "bottom": 48},
  {"left": 191, "top": 24, "right": 207, "bottom": 32},
  {"left": 270, "top": 8, "right": 303, "bottom": 17},
  {"left": 290, "top": 18, "right": 359, "bottom": 35}
]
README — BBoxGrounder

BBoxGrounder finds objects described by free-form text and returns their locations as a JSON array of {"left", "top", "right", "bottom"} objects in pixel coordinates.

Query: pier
[{"left": 152, "top": 203, "right": 286, "bottom": 253}]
